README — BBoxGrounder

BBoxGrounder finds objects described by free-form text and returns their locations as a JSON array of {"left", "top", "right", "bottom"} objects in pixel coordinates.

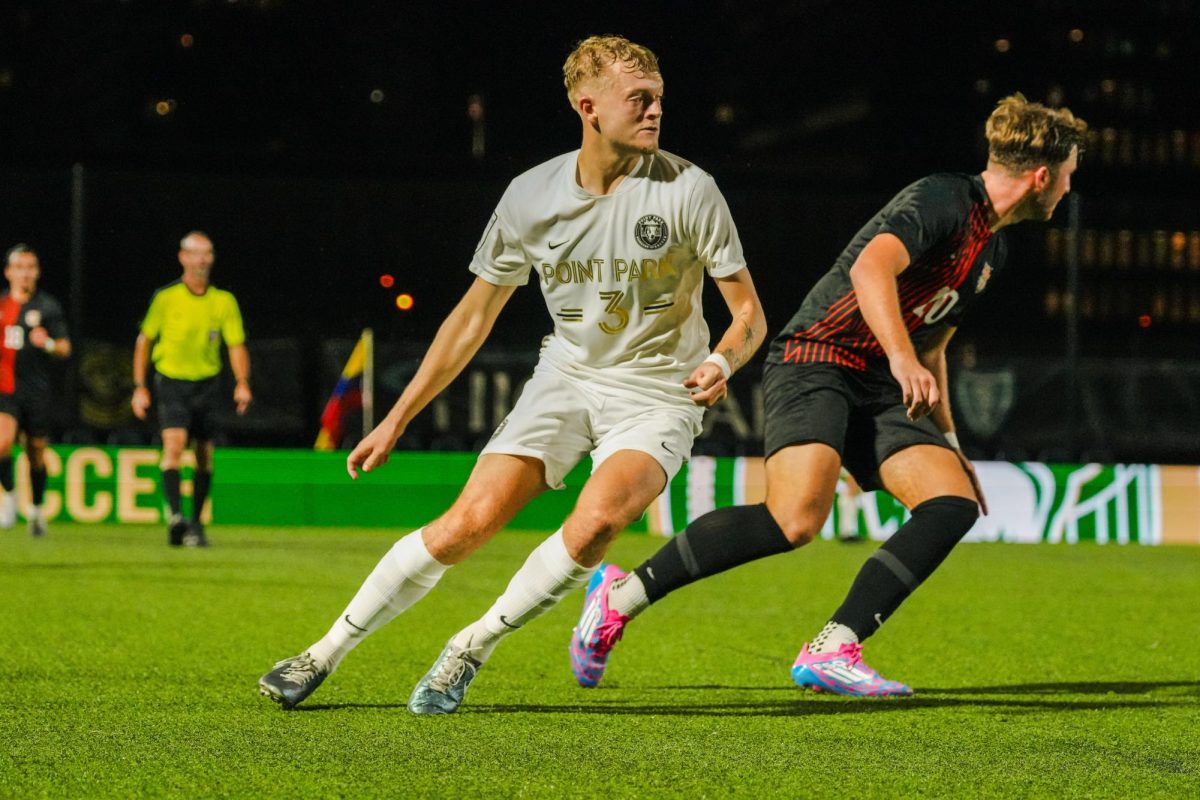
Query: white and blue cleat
[{"left": 408, "top": 639, "right": 482, "bottom": 715}]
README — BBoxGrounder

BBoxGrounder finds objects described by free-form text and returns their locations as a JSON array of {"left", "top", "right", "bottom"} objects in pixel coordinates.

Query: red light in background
[
  {"left": 1137, "top": 314, "right": 1152, "bottom": 328},
  {"left": 379, "top": 274, "right": 395, "bottom": 288},
  {"left": 180, "top": 33, "right": 194, "bottom": 48},
  {"left": 396, "top": 293, "right": 414, "bottom": 311}
]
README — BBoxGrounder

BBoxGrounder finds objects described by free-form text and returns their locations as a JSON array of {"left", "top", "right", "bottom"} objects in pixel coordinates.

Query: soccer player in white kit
[{"left": 258, "top": 35, "right": 767, "bottom": 713}]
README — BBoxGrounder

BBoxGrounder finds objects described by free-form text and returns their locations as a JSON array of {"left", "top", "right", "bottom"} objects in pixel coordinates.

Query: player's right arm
[
  {"left": 346, "top": 277, "right": 518, "bottom": 478},
  {"left": 848, "top": 233, "right": 939, "bottom": 420},
  {"left": 130, "top": 333, "right": 153, "bottom": 419},
  {"left": 132, "top": 290, "right": 166, "bottom": 420}
]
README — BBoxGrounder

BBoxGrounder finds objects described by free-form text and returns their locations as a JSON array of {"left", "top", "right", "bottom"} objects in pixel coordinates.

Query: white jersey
[{"left": 470, "top": 149, "right": 747, "bottom": 402}]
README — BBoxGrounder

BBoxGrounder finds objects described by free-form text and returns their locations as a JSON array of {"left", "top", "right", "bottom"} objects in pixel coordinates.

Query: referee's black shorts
[
  {"left": 0, "top": 391, "right": 54, "bottom": 438},
  {"left": 762, "top": 360, "right": 950, "bottom": 491},
  {"left": 154, "top": 374, "right": 221, "bottom": 439}
]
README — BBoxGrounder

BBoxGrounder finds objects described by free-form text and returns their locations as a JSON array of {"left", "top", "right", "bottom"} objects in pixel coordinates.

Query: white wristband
[
  {"left": 944, "top": 431, "right": 961, "bottom": 450},
  {"left": 43, "top": 339, "right": 56, "bottom": 354},
  {"left": 703, "top": 352, "right": 732, "bottom": 380}
]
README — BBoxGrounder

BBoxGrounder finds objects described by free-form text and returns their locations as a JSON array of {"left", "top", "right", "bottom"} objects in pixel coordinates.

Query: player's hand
[
  {"left": 233, "top": 381, "right": 252, "bottom": 415},
  {"left": 683, "top": 361, "right": 728, "bottom": 407},
  {"left": 953, "top": 448, "right": 989, "bottom": 515},
  {"left": 889, "top": 352, "right": 940, "bottom": 420},
  {"left": 131, "top": 386, "right": 151, "bottom": 420},
  {"left": 28, "top": 326, "right": 49, "bottom": 349},
  {"left": 347, "top": 421, "right": 404, "bottom": 479}
]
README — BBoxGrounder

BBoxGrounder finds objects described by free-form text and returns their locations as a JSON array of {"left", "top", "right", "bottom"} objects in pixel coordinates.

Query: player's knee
[
  {"left": 779, "top": 521, "right": 820, "bottom": 548},
  {"left": 569, "top": 505, "right": 629, "bottom": 542},
  {"left": 772, "top": 508, "right": 825, "bottom": 547},
  {"left": 193, "top": 446, "right": 214, "bottom": 471},
  {"left": 439, "top": 502, "right": 503, "bottom": 544}
]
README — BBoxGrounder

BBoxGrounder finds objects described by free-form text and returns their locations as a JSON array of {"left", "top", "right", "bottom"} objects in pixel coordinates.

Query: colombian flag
[{"left": 314, "top": 335, "right": 368, "bottom": 450}]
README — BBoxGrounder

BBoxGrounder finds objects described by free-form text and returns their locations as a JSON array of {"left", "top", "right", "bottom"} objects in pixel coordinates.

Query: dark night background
[{"left": 1, "top": 0, "right": 1198, "bottom": 459}]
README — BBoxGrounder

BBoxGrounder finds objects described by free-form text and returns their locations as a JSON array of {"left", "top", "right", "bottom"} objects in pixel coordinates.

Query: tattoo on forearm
[{"left": 720, "top": 319, "right": 758, "bottom": 370}]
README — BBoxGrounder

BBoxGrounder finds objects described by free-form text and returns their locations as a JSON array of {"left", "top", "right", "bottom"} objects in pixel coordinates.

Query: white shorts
[{"left": 480, "top": 362, "right": 704, "bottom": 489}]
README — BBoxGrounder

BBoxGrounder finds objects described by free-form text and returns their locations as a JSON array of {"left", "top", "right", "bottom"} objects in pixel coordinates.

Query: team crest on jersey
[
  {"left": 24, "top": 309, "right": 42, "bottom": 327},
  {"left": 634, "top": 214, "right": 669, "bottom": 249},
  {"left": 976, "top": 263, "right": 993, "bottom": 293}
]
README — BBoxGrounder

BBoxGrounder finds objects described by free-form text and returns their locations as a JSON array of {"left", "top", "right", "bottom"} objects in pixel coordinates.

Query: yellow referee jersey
[{"left": 139, "top": 282, "right": 246, "bottom": 381}]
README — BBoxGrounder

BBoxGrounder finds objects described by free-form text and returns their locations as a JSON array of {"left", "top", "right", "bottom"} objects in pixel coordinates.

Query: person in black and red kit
[
  {"left": 569, "top": 94, "right": 1088, "bottom": 697},
  {"left": 0, "top": 244, "right": 71, "bottom": 538}
]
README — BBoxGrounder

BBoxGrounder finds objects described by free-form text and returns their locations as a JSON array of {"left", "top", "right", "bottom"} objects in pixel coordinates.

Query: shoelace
[
  {"left": 276, "top": 655, "right": 320, "bottom": 685},
  {"left": 838, "top": 642, "right": 865, "bottom": 668},
  {"left": 592, "top": 613, "right": 628, "bottom": 656},
  {"left": 428, "top": 653, "right": 471, "bottom": 694}
]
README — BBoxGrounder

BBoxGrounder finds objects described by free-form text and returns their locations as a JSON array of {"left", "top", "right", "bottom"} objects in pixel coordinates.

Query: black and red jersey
[
  {"left": 0, "top": 290, "right": 68, "bottom": 396},
  {"left": 767, "top": 173, "right": 1006, "bottom": 371}
]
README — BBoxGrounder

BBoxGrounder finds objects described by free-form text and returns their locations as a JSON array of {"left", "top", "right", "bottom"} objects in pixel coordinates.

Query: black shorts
[
  {"left": 155, "top": 374, "right": 221, "bottom": 439},
  {"left": 0, "top": 392, "right": 53, "bottom": 438},
  {"left": 762, "top": 361, "right": 949, "bottom": 491}
]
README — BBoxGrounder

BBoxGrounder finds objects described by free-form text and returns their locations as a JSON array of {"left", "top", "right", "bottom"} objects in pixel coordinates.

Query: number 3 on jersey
[
  {"left": 598, "top": 290, "right": 629, "bottom": 334},
  {"left": 911, "top": 286, "right": 960, "bottom": 325},
  {"left": 3, "top": 324, "right": 24, "bottom": 350}
]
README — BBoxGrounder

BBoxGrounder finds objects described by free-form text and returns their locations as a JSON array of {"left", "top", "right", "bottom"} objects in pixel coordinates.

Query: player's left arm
[
  {"left": 918, "top": 325, "right": 988, "bottom": 514},
  {"left": 223, "top": 295, "right": 252, "bottom": 414},
  {"left": 685, "top": 267, "right": 767, "bottom": 407},
  {"left": 27, "top": 301, "right": 71, "bottom": 359},
  {"left": 228, "top": 344, "right": 252, "bottom": 414},
  {"left": 27, "top": 328, "right": 71, "bottom": 359},
  {"left": 917, "top": 325, "right": 956, "bottom": 434}
]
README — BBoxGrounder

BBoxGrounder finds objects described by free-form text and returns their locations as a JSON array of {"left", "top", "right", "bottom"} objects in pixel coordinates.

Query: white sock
[
  {"left": 307, "top": 528, "right": 448, "bottom": 671},
  {"left": 607, "top": 573, "right": 650, "bottom": 619},
  {"left": 451, "top": 529, "right": 594, "bottom": 663},
  {"left": 809, "top": 621, "right": 858, "bottom": 654}
]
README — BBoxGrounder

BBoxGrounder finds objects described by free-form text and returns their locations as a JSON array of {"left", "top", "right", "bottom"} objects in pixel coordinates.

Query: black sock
[
  {"left": 192, "top": 470, "right": 212, "bottom": 522},
  {"left": 633, "top": 503, "right": 793, "bottom": 604},
  {"left": 831, "top": 496, "right": 979, "bottom": 641},
  {"left": 0, "top": 457, "right": 12, "bottom": 492},
  {"left": 162, "top": 468, "right": 182, "bottom": 517},
  {"left": 30, "top": 465, "right": 47, "bottom": 506}
]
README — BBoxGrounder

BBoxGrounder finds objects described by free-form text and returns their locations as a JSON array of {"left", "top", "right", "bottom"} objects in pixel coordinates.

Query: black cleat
[
  {"left": 259, "top": 653, "right": 328, "bottom": 709},
  {"left": 167, "top": 513, "right": 188, "bottom": 546},
  {"left": 183, "top": 520, "right": 209, "bottom": 548}
]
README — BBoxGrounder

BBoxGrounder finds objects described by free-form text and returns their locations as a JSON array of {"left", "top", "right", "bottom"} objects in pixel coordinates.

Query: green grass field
[{"left": 2, "top": 524, "right": 1198, "bottom": 799}]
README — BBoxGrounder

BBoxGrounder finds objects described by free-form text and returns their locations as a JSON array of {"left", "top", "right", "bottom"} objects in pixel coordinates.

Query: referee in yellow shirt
[{"left": 131, "top": 231, "right": 251, "bottom": 546}]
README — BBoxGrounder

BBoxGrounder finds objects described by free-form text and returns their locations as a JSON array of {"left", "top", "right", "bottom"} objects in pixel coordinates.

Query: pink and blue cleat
[
  {"left": 791, "top": 642, "right": 913, "bottom": 697},
  {"left": 570, "top": 564, "right": 631, "bottom": 688}
]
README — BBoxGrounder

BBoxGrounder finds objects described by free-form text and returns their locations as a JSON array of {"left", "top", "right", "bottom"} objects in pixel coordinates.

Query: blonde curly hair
[
  {"left": 563, "top": 35, "right": 660, "bottom": 104},
  {"left": 986, "top": 93, "right": 1088, "bottom": 173}
]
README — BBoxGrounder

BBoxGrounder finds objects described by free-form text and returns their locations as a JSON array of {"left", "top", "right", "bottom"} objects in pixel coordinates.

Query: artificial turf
[{"left": 2, "top": 524, "right": 1198, "bottom": 798}]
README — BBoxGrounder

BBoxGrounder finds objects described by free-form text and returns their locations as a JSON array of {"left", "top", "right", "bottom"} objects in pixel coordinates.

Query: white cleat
[
  {"left": 28, "top": 506, "right": 47, "bottom": 538},
  {"left": 0, "top": 492, "right": 15, "bottom": 529}
]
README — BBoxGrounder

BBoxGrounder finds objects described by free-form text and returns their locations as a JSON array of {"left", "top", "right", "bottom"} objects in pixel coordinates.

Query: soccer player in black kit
[
  {"left": 569, "top": 94, "right": 1087, "bottom": 696},
  {"left": 0, "top": 244, "right": 72, "bottom": 538}
]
